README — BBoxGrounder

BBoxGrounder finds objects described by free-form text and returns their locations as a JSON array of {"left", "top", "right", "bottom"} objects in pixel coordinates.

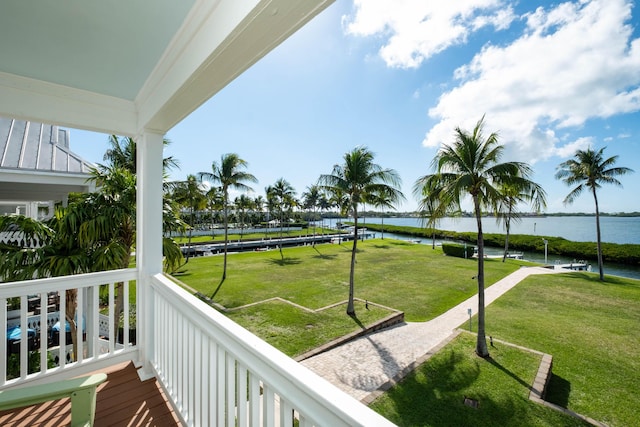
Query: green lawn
[
  {"left": 175, "top": 239, "right": 521, "bottom": 321},
  {"left": 369, "top": 333, "right": 588, "bottom": 427},
  {"left": 482, "top": 272, "right": 640, "bottom": 427},
  {"left": 174, "top": 239, "right": 639, "bottom": 425}
]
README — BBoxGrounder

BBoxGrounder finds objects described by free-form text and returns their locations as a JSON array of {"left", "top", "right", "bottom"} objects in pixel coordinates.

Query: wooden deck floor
[{"left": 0, "top": 361, "right": 181, "bottom": 426}]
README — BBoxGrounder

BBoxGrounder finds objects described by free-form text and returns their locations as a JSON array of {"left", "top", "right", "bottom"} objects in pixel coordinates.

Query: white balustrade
[
  {"left": 0, "top": 268, "right": 137, "bottom": 388},
  {"left": 149, "top": 273, "right": 395, "bottom": 427}
]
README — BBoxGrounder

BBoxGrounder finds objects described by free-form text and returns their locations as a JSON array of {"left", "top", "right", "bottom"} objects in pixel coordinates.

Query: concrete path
[{"left": 300, "top": 266, "right": 562, "bottom": 402}]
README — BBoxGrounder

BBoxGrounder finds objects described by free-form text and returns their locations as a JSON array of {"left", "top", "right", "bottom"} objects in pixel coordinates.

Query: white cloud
[
  {"left": 342, "top": 0, "right": 515, "bottom": 68},
  {"left": 423, "top": 0, "right": 640, "bottom": 163},
  {"left": 554, "top": 137, "right": 593, "bottom": 158}
]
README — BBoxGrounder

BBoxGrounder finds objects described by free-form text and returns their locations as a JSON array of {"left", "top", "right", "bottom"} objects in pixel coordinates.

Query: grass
[
  {"left": 176, "top": 239, "right": 522, "bottom": 322},
  {"left": 369, "top": 333, "right": 588, "bottom": 427},
  {"left": 482, "top": 272, "right": 640, "bottom": 427},
  {"left": 174, "top": 238, "right": 639, "bottom": 425},
  {"left": 226, "top": 300, "right": 390, "bottom": 357},
  {"left": 175, "top": 239, "right": 521, "bottom": 358}
]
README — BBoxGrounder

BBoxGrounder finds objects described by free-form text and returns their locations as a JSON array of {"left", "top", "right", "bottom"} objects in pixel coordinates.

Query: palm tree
[
  {"left": 414, "top": 117, "right": 541, "bottom": 357},
  {"left": 319, "top": 146, "right": 404, "bottom": 316},
  {"left": 496, "top": 182, "right": 546, "bottom": 262},
  {"left": 104, "top": 135, "right": 179, "bottom": 174},
  {"left": 199, "top": 153, "right": 257, "bottom": 291},
  {"left": 555, "top": 147, "right": 633, "bottom": 280},
  {"left": 302, "top": 185, "right": 321, "bottom": 241},
  {"left": 368, "top": 192, "right": 397, "bottom": 240},
  {"left": 413, "top": 176, "right": 449, "bottom": 249},
  {"left": 235, "top": 194, "right": 253, "bottom": 239},
  {"left": 204, "top": 186, "right": 223, "bottom": 239},
  {"left": 267, "top": 178, "right": 297, "bottom": 259},
  {"left": 170, "top": 174, "right": 207, "bottom": 261}
]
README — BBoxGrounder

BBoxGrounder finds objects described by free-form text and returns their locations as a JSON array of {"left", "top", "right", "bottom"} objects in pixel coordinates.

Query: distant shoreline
[{"left": 335, "top": 212, "right": 640, "bottom": 218}]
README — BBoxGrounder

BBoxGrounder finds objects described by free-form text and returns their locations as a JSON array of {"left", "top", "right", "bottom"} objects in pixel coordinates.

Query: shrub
[{"left": 442, "top": 243, "right": 474, "bottom": 259}]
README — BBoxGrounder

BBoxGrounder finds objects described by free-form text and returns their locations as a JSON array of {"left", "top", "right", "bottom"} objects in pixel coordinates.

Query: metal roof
[{"left": 0, "top": 117, "right": 92, "bottom": 174}]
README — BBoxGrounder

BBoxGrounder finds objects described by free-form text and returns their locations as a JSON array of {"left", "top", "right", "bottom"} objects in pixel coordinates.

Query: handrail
[
  {"left": 0, "top": 373, "right": 106, "bottom": 427},
  {"left": 150, "top": 273, "right": 395, "bottom": 426},
  {"left": 1, "top": 269, "right": 137, "bottom": 389}
]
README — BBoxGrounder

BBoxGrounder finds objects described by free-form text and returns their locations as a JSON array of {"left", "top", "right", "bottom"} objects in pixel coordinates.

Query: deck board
[{"left": 0, "top": 361, "right": 181, "bottom": 426}]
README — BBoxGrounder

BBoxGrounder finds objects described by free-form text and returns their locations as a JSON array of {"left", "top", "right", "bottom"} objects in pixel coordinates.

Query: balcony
[{"left": 0, "top": 269, "right": 395, "bottom": 426}]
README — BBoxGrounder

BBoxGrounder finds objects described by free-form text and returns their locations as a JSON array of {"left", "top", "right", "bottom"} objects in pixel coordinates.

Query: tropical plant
[
  {"left": 266, "top": 178, "right": 297, "bottom": 259},
  {"left": 413, "top": 177, "right": 449, "bottom": 249},
  {"left": 414, "top": 117, "right": 542, "bottom": 357},
  {"left": 495, "top": 181, "right": 546, "bottom": 262},
  {"left": 368, "top": 192, "right": 397, "bottom": 240},
  {"left": 170, "top": 174, "right": 207, "bottom": 261},
  {"left": 555, "top": 147, "right": 633, "bottom": 280},
  {"left": 319, "top": 146, "right": 404, "bottom": 315},
  {"left": 235, "top": 194, "right": 253, "bottom": 238},
  {"left": 199, "top": 153, "right": 257, "bottom": 293},
  {"left": 302, "top": 185, "right": 321, "bottom": 240},
  {"left": 0, "top": 137, "right": 184, "bottom": 358}
]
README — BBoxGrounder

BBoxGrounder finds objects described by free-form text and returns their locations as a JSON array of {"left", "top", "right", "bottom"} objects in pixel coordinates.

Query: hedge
[{"left": 354, "top": 223, "right": 640, "bottom": 266}]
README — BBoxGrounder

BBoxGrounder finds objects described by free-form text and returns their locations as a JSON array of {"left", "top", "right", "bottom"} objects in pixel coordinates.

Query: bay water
[{"left": 339, "top": 216, "right": 640, "bottom": 280}]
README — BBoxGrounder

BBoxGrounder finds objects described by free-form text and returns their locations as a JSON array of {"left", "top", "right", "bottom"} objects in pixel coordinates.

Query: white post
[{"left": 136, "top": 130, "right": 164, "bottom": 376}]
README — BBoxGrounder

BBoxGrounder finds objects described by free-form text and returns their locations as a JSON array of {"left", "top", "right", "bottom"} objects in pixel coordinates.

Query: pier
[{"left": 180, "top": 232, "right": 376, "bottom": 256}]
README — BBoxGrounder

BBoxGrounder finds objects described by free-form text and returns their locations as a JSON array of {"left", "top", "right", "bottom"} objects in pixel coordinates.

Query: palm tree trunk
[
  {"left": 381, "top": 214, "right": 385, "bottom": 240},
  {"left": 502, "top": 211, "right": 511, "bottom": 262},
  {"left": 593, "top": 189, "right": 604, "bottom": 280},
  {"left": 474, "top": 196, "right": 489, "bottom": 357},
  {"left": 222, "top": 200, "right": 228, "bottom": 281},
  {"left": 347, "top": 210, "right": 358, "bottom": 316},
  {"left": 65, "top": 289, "right": 78, "bottom": 361}
]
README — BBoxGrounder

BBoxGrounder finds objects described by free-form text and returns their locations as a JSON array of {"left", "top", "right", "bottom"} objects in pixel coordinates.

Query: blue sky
[{"left": 72, "top": 0, "right": 640, "bottom": 213}]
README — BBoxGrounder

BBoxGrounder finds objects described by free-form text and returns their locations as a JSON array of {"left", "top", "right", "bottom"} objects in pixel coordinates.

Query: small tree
[
  {"left": 199, "top": 153, "right": 257, "bottom": 293},
  {"left": 555, "top": 147, "right": 633, "bottom": 280},
  {"left": 319, "top": 146, "right": 404, "bottom": 316},
  {"left": 415, "top": 117, "right": 542, "bottom": 358}
]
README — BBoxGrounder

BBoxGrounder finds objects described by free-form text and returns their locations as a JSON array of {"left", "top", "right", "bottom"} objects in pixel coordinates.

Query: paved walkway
[{"left": 301, "top": 266, "right": 562, "bottom": 402}]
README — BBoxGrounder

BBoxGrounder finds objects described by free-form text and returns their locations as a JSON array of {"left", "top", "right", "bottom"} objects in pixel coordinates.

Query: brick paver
[{"left": 301, "top": 266, "right": 562, "bottom": 402}]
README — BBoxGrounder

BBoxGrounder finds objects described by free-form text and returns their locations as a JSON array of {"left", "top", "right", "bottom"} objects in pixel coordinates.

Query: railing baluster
[
  {"left": 39, "top": 293, "right": 47, "bottom": 374},
  {"left": 216, "top": 345, "right": 225, "bottom": 427},
  {"left": 123, "top": 279, "right": 129, "bottom": 349},
  {"left": 281, "top": 398, "right": 294, "bottom": 427},
  {"left": 263, "top": 384, "right": 275, "bottom": 427},
  {"left": 58, "top": 292, "right": 66, "bottom": 369},
  {"left": 1, "top": 297, "right": 6, "bottom": 385},
  {"left": 76, "top": 289, "right": 83, "bottom": 363},
  {"left": 188, "top": 322, "right": 195, "bottom": 425},
  {"left": 248, "top": 373, "right": 260, "bottom": 426},
  {"left": 227, "top": 355, "right": 236, "bottom": 427},
  {"left": 108, "top": 282, "right": 115, "bottom": 354},
  {"left": 20, "top": 295, "right": 27, "bottom": 379},
  {"left": 211, "top": 339, "right": 219, "bottom": 426},
  {"left": 236, "top": 362, "right": 248, "bottom": 427}
]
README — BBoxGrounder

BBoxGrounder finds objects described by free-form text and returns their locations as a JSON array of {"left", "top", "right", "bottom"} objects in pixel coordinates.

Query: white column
[{"left": 136, "top": 130, "right": 164, "bottom": 374}]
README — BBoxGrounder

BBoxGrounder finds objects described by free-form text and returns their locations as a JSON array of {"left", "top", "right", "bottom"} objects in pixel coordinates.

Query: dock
[{"left": 180, "top": 232, "right": 375, "bottom": 256}]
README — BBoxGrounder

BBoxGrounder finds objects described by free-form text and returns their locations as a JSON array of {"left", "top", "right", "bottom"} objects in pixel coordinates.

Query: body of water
[
  {"left": 357, "top": 215, "right": 640, "bottom": 245},
  {"left": 322, "top": 215, "right": 640, "bottom": 280}
]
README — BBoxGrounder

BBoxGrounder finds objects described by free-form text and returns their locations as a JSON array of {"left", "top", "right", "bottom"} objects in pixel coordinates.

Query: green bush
[
  {"left": 442, "top": 243, "right": 474, "bottom": 258},
  {"left": 359, "top": 223, "right": 640, "bottom": 265}
]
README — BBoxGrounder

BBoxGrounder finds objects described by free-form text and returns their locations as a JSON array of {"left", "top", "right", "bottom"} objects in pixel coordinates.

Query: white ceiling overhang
[
  {"left": 0, "top": 169, "right": 93, "bottom": 202},
  {"left": 0, "top": 0, "right": 334, "bottom": 137}
]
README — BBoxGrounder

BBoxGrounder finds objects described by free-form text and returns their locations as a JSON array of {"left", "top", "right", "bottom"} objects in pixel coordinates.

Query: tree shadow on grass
[
  {"left": 485, "top": 356, "right": 531, "bottom": 389},
  {"left": 266, "top": 257, "right": 302, "bottom": 266},
  {"left": 373, "top": 244, "right": 391, "bottom": 249},
  {"left": 546, "top": 373, "right": 571, "bottom": 408},
  {"left": 311, "top": 246, "right": 338, "bottom": 260}
]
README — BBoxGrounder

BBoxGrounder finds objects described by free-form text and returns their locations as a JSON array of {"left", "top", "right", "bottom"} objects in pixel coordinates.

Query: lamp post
[{"left": 542, "top": 239, "right": 548, "bottom": 265}]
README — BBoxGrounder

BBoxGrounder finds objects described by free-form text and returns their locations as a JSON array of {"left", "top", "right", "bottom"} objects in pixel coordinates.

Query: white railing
[
  {"left": 149, "top": 274, "right": 395, "bottom": 427},
  {"left": 0, "top": 269, "right": 138, "bottom": 388}
]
